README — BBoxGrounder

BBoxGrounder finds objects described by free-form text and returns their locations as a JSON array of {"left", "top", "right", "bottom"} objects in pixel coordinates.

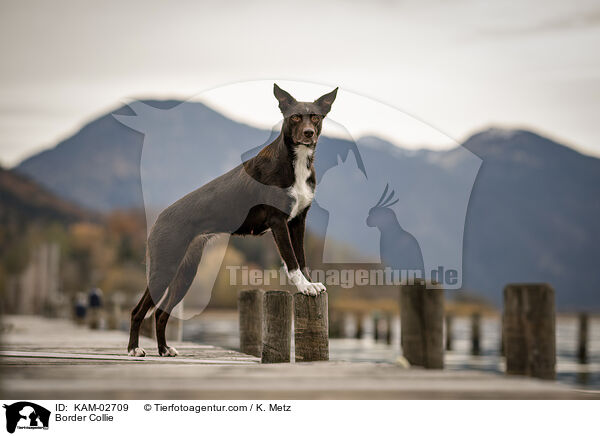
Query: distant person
[
  {"left": 88, "top": 287, "right": 103, "bottom": 308},
  {"left": 87, "top": 287, "right": 104, "bottom": 329},
  {"left": 74, "top": 293, "right": 87, "bottom": 326}
]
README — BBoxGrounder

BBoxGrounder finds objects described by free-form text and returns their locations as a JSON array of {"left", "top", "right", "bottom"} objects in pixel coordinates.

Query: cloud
[{"left": 480, "top": 8, "right": 600, "bottom": 37}]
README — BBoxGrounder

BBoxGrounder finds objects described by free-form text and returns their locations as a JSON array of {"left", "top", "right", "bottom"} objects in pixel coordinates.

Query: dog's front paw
[
  {"left": 159, "top": 346, "right": 179, "bottom": 357},
  {"left": 297, "top": 281, "right": 326, "bottom": 297},
  {"left": 287, "top": 268, "right": 326, "bottom": 297},
  {"left": 128, "top": 347, "right": 146, "bottom": 357}
]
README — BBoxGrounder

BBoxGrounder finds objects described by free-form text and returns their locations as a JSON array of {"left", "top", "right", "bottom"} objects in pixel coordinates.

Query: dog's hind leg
[
  {"left": 155, "top": 234, "right": 212, "bottom": 357},
  {"left": 127, "top": 286, "right": 155, "bottom": 357}
]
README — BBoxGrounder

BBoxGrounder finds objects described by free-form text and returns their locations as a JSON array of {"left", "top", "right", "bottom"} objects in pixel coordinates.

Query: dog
[{"left": 127, "top": 84, "right": 338, "bottom": 357}]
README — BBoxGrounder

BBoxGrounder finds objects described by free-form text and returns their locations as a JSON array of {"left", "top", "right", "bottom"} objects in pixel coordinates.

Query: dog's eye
[
  {"left": 311, "top": 115, "right": 320, "bottom": 123},
  {"left": 291, "top": 115, "right": 301, "bottom": 122}
]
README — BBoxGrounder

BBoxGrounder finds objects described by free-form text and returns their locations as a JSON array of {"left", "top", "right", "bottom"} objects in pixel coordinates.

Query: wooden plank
[
  {"left": 1, "top": 314, "right": 593, "bottom": 400},
  {"left": 0, "top": 350, "right": 258, "bottom": 365},
  {"left": 261, "top": 290, "right": 292, "bottom": 363},
  {"left": 578, "top": 313, "right": 589, "bottom": 364},
  {"left": 238, "top": 289, "right": 263, "bottom": 357},
  {"left": 1, "top": 361, "right": 595, "bottom": 400},
  {"left": 503, "top": 283, "right": 556, "bottom": 379},
  {"left": 400, "top": 284, "right": 444, "bottom": 369},
  {"left": 445, "top": 314, "right": 453, "bottom": 351},
  {"left": 294, "top": 292, "right": 329, "bottom": 362},
  {"left": 471, "top": 312, "right": 481, "bottom": 355}
]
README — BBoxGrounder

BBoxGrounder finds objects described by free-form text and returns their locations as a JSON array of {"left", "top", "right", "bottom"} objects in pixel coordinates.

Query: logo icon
[
  {"left": 3, "top": 402, "right": 50, "bottom": 434},
  {"left": 114, "top": 80, "right": 481, "bottom": 318}
]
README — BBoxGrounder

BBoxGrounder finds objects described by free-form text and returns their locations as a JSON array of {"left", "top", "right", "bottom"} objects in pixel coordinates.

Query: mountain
[
  {"left": 14, "top": 101, "right": 600, "bottom": 309},
  {"left": 0, "top": 166, "right": 91, "bottom": 225},
  {"left": 16, "top": 103, "right": 149, "bottom": 211},
  {"left": 461, "top": 128, "right": 600, "bottom": 309}
]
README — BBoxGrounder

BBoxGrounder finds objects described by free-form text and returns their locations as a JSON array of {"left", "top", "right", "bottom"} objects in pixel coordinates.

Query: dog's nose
[{"left": 303, "top": 129, "right": 314, "bottom": 138}]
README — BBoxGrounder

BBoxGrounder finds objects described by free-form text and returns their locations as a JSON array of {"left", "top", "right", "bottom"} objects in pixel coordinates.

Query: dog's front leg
[
  {"left": 271, "top": 218, "right": 325, "bottom": 296},
  {"left": 288, "top": 208, "right": 313, "bottom": 281}
]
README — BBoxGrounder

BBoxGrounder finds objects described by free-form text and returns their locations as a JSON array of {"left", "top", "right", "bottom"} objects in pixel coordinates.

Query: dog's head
[{"left": 274, "top": 84, "right": 338, "bottom": 148}]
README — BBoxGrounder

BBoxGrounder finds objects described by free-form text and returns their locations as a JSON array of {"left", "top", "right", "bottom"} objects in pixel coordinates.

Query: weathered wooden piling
[
  {"left": 400, "top": 283, "right": 444, "bottom": 369},
  {"left": 373, "top": 313, "right": 380, "bottom": 342},
  {"left": 261, "top": 290, "right": 292, "bottom": 363},
  {"left": 445, "top": 314, "right": 453, "bottom": 351},
  {"left": 471, "top": 312, "right": 481, "bottom": 355},
  {"left": 577, "top": 312, "right": 589, "bottom": 364},
  {"left": 355, "top": 313, "right": 364, "bottom": 339},
  {"left": 385, "top": 313, "right": 393, "bottom": 345},
  {"left": 238, "top": 289, "right": 263, "bottom": 357},
  {"left": 294, "top": 292, "right": 329, "bottom": 362},
  {"left": 503, "top": 283, "right": 556, "bottom": 379},
  {"left": 328, "top": 310, "right": 344, "bottom": 338}
]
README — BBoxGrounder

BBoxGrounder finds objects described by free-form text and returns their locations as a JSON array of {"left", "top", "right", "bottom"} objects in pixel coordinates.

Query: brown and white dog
[{"left": 127, "top": 84, "right": 338, "bottom": 357}]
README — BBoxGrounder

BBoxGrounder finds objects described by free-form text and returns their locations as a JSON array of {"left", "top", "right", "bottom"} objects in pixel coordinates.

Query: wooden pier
[{"left": 1, "top": 314, "right": 597, "bottom": 400}]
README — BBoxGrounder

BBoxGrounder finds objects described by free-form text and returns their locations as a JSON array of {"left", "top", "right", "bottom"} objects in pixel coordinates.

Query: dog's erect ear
[
  {"left": 314, "top": 87, "right": 338, "bottom": 115},
  {"left": 273, "top": 84, "right": 297, "bottom": 113}
]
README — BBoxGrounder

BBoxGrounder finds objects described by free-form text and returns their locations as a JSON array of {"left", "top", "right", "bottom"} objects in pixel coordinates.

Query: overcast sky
[{"left": 1, "top": 0, "right": 599, "bottom": 166}]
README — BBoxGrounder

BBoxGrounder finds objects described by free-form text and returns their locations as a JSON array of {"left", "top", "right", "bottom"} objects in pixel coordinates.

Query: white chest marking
[{"left": 288, "top": 145, "right": 315, "bottom": 219}]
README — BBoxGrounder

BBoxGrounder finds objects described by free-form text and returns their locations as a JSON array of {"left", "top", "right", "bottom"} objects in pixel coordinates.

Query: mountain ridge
[
  {"left": 0, "top": 165, "right": 93, "bottom": 225},
  {"left": 14, "top": 100, "right": 600, "bottom": 309}
]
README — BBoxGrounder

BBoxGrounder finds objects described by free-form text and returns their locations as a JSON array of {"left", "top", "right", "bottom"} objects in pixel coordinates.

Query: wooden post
[
  {"left": 445, "top": 314, "right": 453, "bottom": 351},
  {"left": 238, "top": 289, "right": 263, "bottom": 357},
  {"left": 471, "top": 312, "right": 481, "bottom": 355},
  {"left": 373, "top": 313, "right": 380, "bottom": 342},
  {"left": 328, "top": 310, "right": 344, "bottom": 338},
  {"left": 503, "top": 283, "right": 556, "bottom": 379},
  {"left": 261, "top": 290, "right": 292, "bottom": 363},
  {"left": 355, "top": 313, "right": 364, "bottom": 339},
  {"left": 400, "top": 283, "right": 444, "bottom": 369},
  {"left": 577, "top": 313, "right": 589, "bottom": 364},
  {"left": 294, "top": 292, "right": 329, "bottom": 362},
  {"left": 385, "top": 313, "right": 393, "bottom": 345}
]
